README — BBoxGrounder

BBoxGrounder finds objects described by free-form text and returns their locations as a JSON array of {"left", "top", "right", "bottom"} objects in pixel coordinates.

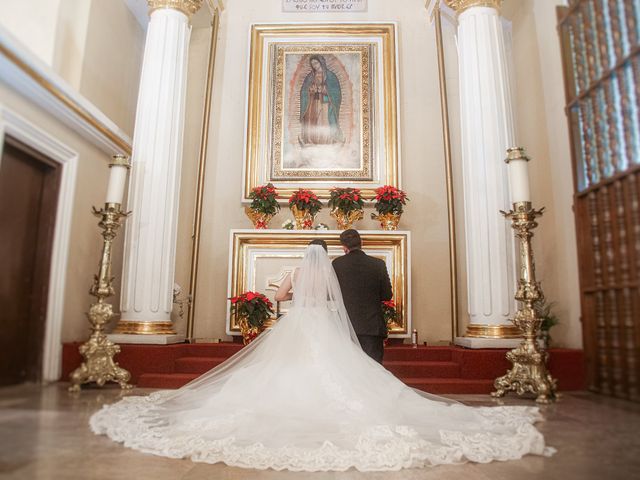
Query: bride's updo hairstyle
[{"left": 308, "top": 239, "right": 328, "bottom": 252}]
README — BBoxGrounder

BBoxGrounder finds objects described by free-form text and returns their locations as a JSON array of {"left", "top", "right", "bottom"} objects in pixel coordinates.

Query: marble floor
[{"left": 0, "top": 384, "right": 638, "bottom": 480}]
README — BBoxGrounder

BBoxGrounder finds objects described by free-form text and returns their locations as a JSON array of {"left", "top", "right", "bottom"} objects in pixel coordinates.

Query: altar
[{"left": 226, "top": 229, "right": 411, "bottom": 338}]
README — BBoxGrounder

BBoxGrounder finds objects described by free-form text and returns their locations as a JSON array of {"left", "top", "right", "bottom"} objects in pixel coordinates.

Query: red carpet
[{"left": 61, "top": 342, "right": 586, "bottom": 394}]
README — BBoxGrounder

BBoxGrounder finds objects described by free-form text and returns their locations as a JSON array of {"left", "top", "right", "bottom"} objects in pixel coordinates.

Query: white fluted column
[
  {"left": 446, "top": 1, "right": 520, "bottom": 347},
  {"left": 110, "top": 0, "right": 202, "bottom": 344}
]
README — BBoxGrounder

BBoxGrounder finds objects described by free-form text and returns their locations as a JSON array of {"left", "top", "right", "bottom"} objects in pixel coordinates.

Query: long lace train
[{"left": 90, "top": 246, "right": 555, "bottom": 471}]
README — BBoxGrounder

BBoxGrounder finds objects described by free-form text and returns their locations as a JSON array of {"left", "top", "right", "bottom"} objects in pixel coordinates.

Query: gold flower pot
[
  {"left": 238, "top": 317, "right": 265, "bottom": 345},
  {"left": 331, "top": 208, "right": 364, "bottom": 230},
  {"left": 245, "top": 207, "right": 275, "bottom": 229},
  {"left": 290, "top": 205, "right": 316, "bottom": 230},
  {"left": 372, "top": 212, "right": 402, "bottom": 230}
]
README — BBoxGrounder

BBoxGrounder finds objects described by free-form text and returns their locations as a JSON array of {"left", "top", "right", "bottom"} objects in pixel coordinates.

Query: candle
[
  {"left": 106, "top": 155, "right": 130, "bottom": 205},
  {"left": 505, "top": 147, "right": 531, "bottom": 204}
]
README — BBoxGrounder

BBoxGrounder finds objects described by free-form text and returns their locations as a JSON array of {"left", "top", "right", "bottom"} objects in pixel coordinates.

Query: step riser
[
  {"left": 175, "top": 360, "right": 225, "bottom": 374},
  {"left": 383, "top": 350, "right": 452, "bottom": 362},
  {"left": 386, "top": 365, "right": 460, "bottom": 378}
]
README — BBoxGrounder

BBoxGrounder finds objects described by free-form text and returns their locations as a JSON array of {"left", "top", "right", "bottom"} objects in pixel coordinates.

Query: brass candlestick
[
  {"left": 68, "top": 202, "right": 132, "bottom": 392},
  {"left": 492, "top": 201, "right": 558, "bottom": 404}
]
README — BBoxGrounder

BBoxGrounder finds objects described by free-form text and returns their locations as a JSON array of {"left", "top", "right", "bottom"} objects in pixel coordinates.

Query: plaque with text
[{"left": 282, "top": 0, "right": 367, "bottom": 13}]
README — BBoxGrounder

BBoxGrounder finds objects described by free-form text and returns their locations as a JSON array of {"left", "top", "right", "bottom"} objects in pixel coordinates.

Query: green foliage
[
  {"left": 328, "top": 187, "right": 364, "bottom": 213},
  {"left": 249, "top": 184, "right": 280, "bottom": 215},
  {"left": 229, "top": 291, "right": 274, "bottom": 328}
]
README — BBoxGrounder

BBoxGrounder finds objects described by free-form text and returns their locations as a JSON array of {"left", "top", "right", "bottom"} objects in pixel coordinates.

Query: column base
[{"left": 107, "top": 333, "right": 185, "bottom": 345}]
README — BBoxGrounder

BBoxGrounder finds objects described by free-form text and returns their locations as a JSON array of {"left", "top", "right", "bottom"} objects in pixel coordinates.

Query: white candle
[
  {"left": 106, "top": 157, "right": 130, "bottom": 204},
  {"left": 506, "top": 148, "right": 531, "bottom": 204}
]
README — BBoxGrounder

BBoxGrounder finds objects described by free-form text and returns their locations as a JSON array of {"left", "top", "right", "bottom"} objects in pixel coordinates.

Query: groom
[{"left": 332, "top": 229, "right": 393, "bottom": 364}]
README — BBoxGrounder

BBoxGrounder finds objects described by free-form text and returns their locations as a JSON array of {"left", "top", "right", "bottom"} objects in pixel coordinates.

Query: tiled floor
[{"left": 0, "top": 383, "right": 638, "bottom": 479}]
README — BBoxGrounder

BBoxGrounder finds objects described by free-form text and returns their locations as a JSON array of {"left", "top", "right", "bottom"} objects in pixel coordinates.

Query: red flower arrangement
[
  {"left": 328, "top": 187, "right": 364, "bottom": 213},
  {"left": 229, "top": 291, "right": 274, "bottom": 328},
  {"left": 382, "top": 299, "right": 398, "bottom": 327},
  {"left": 373, "top": 185, "right": 409, "bottom": 215},
  {"left": 249, "top": 183, "right": 280, "bottom": 215},
  {"left": 288, "top": 189, "right": 323, "bottom": 216}
]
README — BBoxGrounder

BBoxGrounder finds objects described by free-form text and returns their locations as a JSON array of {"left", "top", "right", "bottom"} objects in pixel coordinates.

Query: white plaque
[{"left": 282, "top": 0, "right": 368, "bottom": 13}]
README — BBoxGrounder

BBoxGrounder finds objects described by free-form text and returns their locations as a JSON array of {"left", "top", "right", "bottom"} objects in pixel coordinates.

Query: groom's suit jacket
[{"left": 332, "top": 249, "right": 393, "bottom": 337}]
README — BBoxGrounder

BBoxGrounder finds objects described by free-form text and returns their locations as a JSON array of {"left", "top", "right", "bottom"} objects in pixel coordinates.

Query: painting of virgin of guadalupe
[
  {"left": 243, "top": 23, "right": 399, "bottom": 200},
  {"left": 299, "top": 55, "right": 345, "bottom": 146},
  {"left": 270, "top": 46, "right": 374, "bottom": 180}
]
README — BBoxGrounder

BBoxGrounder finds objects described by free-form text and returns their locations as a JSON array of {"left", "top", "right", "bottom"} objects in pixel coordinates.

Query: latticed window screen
[{"left": 558, "top": 0, "right": 639, "bottom": 401}]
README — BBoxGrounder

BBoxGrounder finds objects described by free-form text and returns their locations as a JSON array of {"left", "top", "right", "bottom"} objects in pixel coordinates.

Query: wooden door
[
  {"left": 558, "top": 1, "right": 640, "bottom": 401},
  {"left": 0, "top": 136, "right": 61, "bottom": 385}
]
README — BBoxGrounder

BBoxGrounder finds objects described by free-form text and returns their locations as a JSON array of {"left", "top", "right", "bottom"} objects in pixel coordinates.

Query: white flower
[
  {"left": 314, "top": 223, "right": 329, "bottom": 231},
  {"left": 282, "top": 219, "right": 294, "bottom": 230}
]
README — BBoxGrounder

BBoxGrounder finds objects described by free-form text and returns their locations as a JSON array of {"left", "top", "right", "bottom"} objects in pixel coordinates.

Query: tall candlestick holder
[
  {"left": 69, "top": 202, "right": 132, "bottom": 392},
  {"left": 492, "top": 201, "right": 558, "bottom": 404}
]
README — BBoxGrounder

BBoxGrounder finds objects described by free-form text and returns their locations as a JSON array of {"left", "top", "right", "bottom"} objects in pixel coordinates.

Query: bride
[{"left": 90, "top": 243, "right": 554, "bottom": 472}]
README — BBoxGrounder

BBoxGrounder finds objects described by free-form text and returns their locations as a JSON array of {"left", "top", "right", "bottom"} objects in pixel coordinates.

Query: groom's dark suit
[{"left": 332, "top": 249, "right": 393, "bottom": 363}]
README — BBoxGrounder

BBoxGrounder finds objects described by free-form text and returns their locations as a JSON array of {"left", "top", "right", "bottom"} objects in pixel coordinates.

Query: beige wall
[
  {"left": 0, "top": 0, "right": 62, "bottom": 66},
  {"left": 1, "top": 0, "right": 580, "bottom": 348},
  {"left": 0, "top": 0, "right": 144, "bottom": 137},
  {"left": 184, "top": 0, "right": 454, "bottom": 344},
  {"left": 79, "top": 0, "right": 145, "bottom": 136},
  {"left": 0, "top": 0, "right": 143, "bottom": 346},
  {"left": 0, "top": 82, "right": 126, "bottom": 343},
  {"left": 180, "top": 0, "right": 583, "bottom": 348},
  {"left": 503, "top": 0, "right": 582, "bottom": 348}
]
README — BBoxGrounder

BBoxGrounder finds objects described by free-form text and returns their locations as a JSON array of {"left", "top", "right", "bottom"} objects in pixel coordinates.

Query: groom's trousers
[{"left": 357, "top": 335, "right": 385, "bottom": 364}]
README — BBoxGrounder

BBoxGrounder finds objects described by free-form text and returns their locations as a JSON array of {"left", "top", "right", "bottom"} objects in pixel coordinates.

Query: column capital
[
  {"left": 444, "top": 0, "right": 502, "bottom": 15},
  {"left": 147, "top": 0, "right": 203, "bottom": 18}
]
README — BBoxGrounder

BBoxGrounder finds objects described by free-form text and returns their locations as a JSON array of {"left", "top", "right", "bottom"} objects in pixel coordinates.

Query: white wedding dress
[{"left": 90, "top": 245, "right": 554, "bottom": 472}]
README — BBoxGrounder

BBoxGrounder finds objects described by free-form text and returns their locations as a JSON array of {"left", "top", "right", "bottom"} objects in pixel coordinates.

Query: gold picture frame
[
  {"left": 227, "top": 229, "right": 411, "bottom": 336},
  {"left": 243, "top": 23, "right": 400, "bottom": 200}
]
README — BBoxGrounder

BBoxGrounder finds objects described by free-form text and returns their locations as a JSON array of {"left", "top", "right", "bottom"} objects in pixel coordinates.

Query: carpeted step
[
  {"left": 383, "top": 346, "right": 452, "bottom": 362},
  {"left": 384, "top": 361, "right": 460, "bottom": 378},
  {"left": 180, "top": 343, "right": 244, "bottom": 357},
  {"left": 174, "top": 357, "right": 228, "bottom": 374},
  {"left": 404, "top": 378, "right": 495, "bottom": 395},
  {"left": 138, "top": 373, "right": 199, "bottom": 389}
]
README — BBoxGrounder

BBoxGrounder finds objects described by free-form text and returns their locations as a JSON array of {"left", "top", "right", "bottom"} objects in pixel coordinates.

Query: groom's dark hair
[
  {"left": 309, "top": 239, "right": 328, "bottom": 252},
  {"left": 339, "top": 229, "right": 362, "bottom": 251}
]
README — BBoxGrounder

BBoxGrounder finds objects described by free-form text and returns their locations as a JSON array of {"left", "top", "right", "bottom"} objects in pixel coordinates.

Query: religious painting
[
  {"left": 227, "top": 229, "right": 411, "bottom": 336},
  {"left": 243, "top": 24, "right": 399, "bottom": 200},
  {"left": 272, "top": 46, "right": 372, "bottom": 180}
]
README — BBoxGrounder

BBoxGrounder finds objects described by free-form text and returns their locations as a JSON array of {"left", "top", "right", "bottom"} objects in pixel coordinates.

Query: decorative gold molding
[
  {"left": 504, "top": 146, "right": 531, "bottom": 164},
  {"left": 444, "top": 0, "right": 502, "bottom": 14},
  {"left": 148, "top": 0, "right": 203, "bottom": 17},
  {"left": 244, "top": 23, "right": 399, "bottom": 200},
  {"left": 109, "top": 154, "right": 132, "bottom": 169},
  {"left": 228, "top": 231, "right": 410, "bottom": 336},
  {"left": 433, "top": 4, "right": 459, "bottom": 341},
  {"left": 0, "top": 43, "right": 131, "bottom": 155},
  {"left": 112, "top": 321, "right": 177, "bottom": 335},
  {"left": 186, "top": 8, "right": 221, "bottom": 341},
  {"left": 466, "top": 324, "right": 523, "bottom": 339}
]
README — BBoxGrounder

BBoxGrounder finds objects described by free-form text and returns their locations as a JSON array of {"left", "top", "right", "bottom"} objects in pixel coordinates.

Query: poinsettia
[
  {"left": 248, "top": 183, "right": 280, "bottom": 215},
  {"left": 328, "top": 187, "right": 364, "bottom": 213},
  {"left": 372, "top": 185, "right": 408, "bottom": 215},
  {"left": 288, "top": 189, "right": 322, "bottom": 215},
  {"left": 229, "top": 291, "right": 274, "bottom": 328},
  {"left": 382, "top": 299, "right": 398, "bottom": 327}
]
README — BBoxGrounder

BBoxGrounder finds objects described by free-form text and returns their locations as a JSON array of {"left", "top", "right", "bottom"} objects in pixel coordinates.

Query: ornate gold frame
[
  {"left": 227, "top": 230, "right": 411, "bottom": 336},
  {"left": 244, "top": 23, "right": 399, "bottom": 200}
]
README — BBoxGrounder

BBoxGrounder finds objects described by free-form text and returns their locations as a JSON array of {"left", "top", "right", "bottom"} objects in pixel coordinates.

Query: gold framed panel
[
  {"left": 243, "top": 23, "right": 400, "bottom": 200},
  {"left": 227, "top": 229, "right": 411, "bottom": 336}
]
